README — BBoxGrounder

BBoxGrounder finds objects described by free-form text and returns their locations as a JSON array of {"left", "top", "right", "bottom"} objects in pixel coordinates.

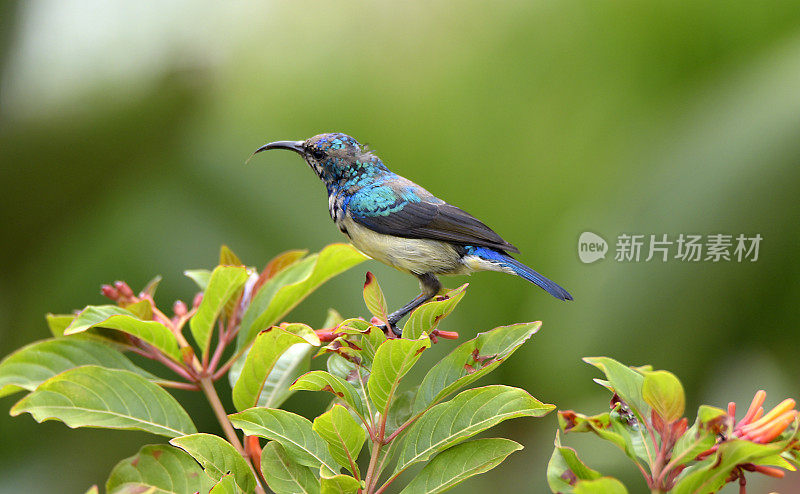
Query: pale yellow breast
[{"left": 341, "top": 216, "right": 466, "bottom": 275}]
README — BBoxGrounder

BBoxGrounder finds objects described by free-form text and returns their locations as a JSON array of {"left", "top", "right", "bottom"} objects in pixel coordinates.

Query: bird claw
[{"left": 377, "top": 322, "right": 402, "bottom": 338}]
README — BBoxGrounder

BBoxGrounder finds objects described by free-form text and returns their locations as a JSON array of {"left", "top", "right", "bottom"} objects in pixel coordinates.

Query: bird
[{"left": 251, "top": 133, "right": 572, "bottom": 336}]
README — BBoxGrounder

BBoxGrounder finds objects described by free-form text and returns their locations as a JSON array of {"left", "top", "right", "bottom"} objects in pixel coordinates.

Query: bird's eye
[{"left": 311, "top": 149, "right": 326, "bottom": 160}]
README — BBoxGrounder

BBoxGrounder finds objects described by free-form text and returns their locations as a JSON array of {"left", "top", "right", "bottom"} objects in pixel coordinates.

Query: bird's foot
[
  {"left": 375, "top": 321, "right": 402, "bottom": 338},
  {"left": 370, "top": 316, "right": 402, "bottom": 337}
]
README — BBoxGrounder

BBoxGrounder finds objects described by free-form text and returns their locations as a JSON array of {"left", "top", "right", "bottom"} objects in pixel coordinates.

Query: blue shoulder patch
[{"left": 348, "top": 183, "right": 422, "bottom": 217}]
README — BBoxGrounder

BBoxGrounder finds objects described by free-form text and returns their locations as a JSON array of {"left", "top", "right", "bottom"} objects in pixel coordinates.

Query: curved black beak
[
  {"left": 247, "top": 140, "right": 305, "bottom": 164},
  {"left": 255, "top": 140, "right": 304, "bottom": 154}
]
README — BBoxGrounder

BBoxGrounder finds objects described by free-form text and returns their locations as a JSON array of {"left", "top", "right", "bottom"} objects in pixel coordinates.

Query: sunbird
[{"left": 252, "top": 133, "right": 572, "bottom": 335}]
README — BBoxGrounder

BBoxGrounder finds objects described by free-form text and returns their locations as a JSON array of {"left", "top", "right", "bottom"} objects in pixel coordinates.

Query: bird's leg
[{"left": 382, "top": 274, "right": 441, "bottom": 337}]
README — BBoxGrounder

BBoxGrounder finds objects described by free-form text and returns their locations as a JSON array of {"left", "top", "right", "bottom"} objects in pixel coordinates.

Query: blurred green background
[{"left": 2, "top": 1, "right": 799, "bottom": 492}]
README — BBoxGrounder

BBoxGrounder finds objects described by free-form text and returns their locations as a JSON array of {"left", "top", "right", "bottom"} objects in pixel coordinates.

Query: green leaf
[
  {"left": 257, "top": 341, "right": 314, "bottom": 409},
  {"left": 125, "top": 299, "right": 153, "bottom": 320},
  {"left": 11, "top": 365, "right": 196, "bottom": 438},
  {"left": 108, "top": 485, "right": 170, "bottom": 494},
  {"left": 403, "top": 284, "right": 467, "bottom": 340},
  {"left": 0, "top": 336, "right": 157, "bottom": 398},
  {"left": 170, "top": 433, "right": 256, "bottom": 493},
  {"left": 333, "top": 318, "right": 386, "bottom": 365},
  {"left": 326, "top": 353, "right": 360, "bottom": 381},
  {"left": 312, "top": 405, "right": 366, "bottom": 475},
  {"left": 315, "top": 335, "right": 362, "bottom": 363},
  {"left": 672, "top": 405, "right": 727, "bottom": 467},
  {"left": 400, "top": 438, "right": 522, "bottom": 494},
  {"left": 322, "top": 308, "right": 344, "bottom": 329},
  {"left": 362, "top": 271, "right": 388, "bottom": 322},
  {"left": 185, "top": 269, "right": 212, "bottom": 291},
  {"left": 385, "top": 388, "right": 417, "bottom": 436},
  {"left": 83, "top": 486, "right": 100, "bottom": 494},
  {"left": 258, "top": 249, "right": 309, "bottom": 283},
  {"left": 583, "top": 357, "right": 650, "bottom": 420},
  {"left": 368, "top": 336, "right": 430, "bottom": 413},
  {"left": 238, "top": 244, "right": 367, "bottom": 349},
  {"left": 557, "top": 411, "right": 627, "bottom": 452},
  {"left": 230, "top": 407, "right": 339, "bottom": 474},
  {"left": 364, "top": 271, "right": 389, "bottom": 322},
  {"left": 320, "top": 474, "right": 361, "bottom": 494},
  {"left": 64, "top": 305, "right": 132, "bottom": 331},
  {"left": 609, "top": 406, "right": 652, "bottom": 465},
  {"left": 414, "top": 322, "right": 540, "bottom": 413},
  {"left": 291, "top": 371, "right": 366, "bottom": 419},
  {"left": 220, "top": 245, "right": 244, "bottom": 266},
  {"left": 558, "top": 408, "right": 652, "bottom": 466},
  {"left": 64, "top": 306, "right": 182, "bottom": 362},
  {"left": 360, "top": 326, "right": 387, "bottom": 366},
  {"left": 141, "top": 275, "right": 163, "bottom": 300},
  {"left": 191, "top": 265, "right": 249, "bottom": 358},
  {"left": 220, "top": 246, "right": 248, "bottom": 319},
  {"left": 261, "top": 441, "right": 321, "bottom": 494},
  {"left": 106, "top": 444, "right": 214, "bottom": 494},
  {"left": 325, "top": 355, "right": 371, "bottom": 414},
  {"left": 642, "top": 370, "right": 685, "bottom": 422},
  {"left": 573, "top": 477, "right": 629, "bottom": 494},
  {"left": 232, "top": 325, "right": 318, "bottom": 412},
  {"left": 209, "top": 474, "right": 240, "bottom": 494},
  {"left": 46, "top": 313, "right": 75, "bottom": 337},
  {"left": 755, "top": 451, "right": 797, "bottom": 471},
  {"left": 547, "top": 431, "right": 602, "bottom": 493},
  {"left": 673, "top": 439, "right": 785, "bottom": 494},
  {"left": 394, "top": 385, "right": 554, "bottom": 474}
]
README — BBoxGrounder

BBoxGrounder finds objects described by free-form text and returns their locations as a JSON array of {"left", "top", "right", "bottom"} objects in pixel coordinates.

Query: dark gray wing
[{"left": 347, "top": 181, "right": 519, "bottom": 253}]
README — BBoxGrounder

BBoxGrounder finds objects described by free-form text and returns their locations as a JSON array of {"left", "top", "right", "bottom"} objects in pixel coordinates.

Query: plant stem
[
  {"left": 217, "top": 346, "right": 248, "bottom": 380},
  {"left": 156, "top": 303, "right": 203, "bottom": 373},
  {"left": 199, "top": 377, "right": 245, "bottom": 453},
  {"left": 129, "top": 339, "right": 197, "bottom": 382},
  {"left": 173, "top": 307, "right": 197, "bottom": 332},
  {"left": 356, "top": 368, "right": 376, "bottom": 434},
  {"left": 657, "top": 436, "right": 705, "bottom": 485},
  {"left": 364, "top": 440, "right": 383, "bottom": 494},
  {"left": 373, "top": 472, "right": 399, "bottom": 494},
  {"left": 208, "top": 326, "right": 229, "bottom": 374},
  {"left": 373, "top": 441, "right": 394, "bottom": 487},
  {"left": 198, "top": 376, "right": 266, "bottom": 494},
  {"left": 157, "top": 380, "right": 199, "bottom": 391},
  {"left": 212, "top": 353, "right": 238, "bottom": 381},
  {"left": 634, "top": 460, "right": 652, "bottom": 485},
  {"left": 152, "top": 350, "right": 198, "bottom": 381},
  {"left": 385, "top": 410, "right": 424, "bottom": 443}
]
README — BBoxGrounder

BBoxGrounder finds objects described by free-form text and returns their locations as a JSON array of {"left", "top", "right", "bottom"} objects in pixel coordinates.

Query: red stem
[
  {"left": 153, "top": 350, "right": 197, "bottom": 382},
  {"left": 212, "top": 355, "right": 237, "bottom": 381},
  {"left": 157, "top": 380, "right": 200, "bottom": 391},
  {"left": 208, "top": 324, "right": 229, "bottom": 374}
]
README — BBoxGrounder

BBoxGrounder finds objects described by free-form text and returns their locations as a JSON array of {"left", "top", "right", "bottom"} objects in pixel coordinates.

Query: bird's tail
[{"left": 468, "top": 246, "right": 573, "bottom": 301}]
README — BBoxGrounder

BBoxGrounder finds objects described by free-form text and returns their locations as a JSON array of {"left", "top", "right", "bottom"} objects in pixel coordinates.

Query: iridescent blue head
[{"left": 252, "top": 133, "right": 388, "bottom": 187}]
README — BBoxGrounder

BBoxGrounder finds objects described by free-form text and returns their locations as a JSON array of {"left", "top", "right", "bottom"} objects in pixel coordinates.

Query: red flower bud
[
  {"left": 432, "top": 329, "right": 459, "bottom": 339},
  {"left": 737, "top": 390, "right": 766, "bottom": 428},
  {"left": 173, "top": 300, "right": 187, "bottom": 317},
  {"left": 245, "top": 435, "right": 263, "bottom": 478},
  {"left": 314, "top": 328, "right": 340, "bottom": 342},
  {"left": 114, "top": 280, "right": 134, "bottom": 298},
  {"left": 101, "top": 284, "right": 119, "bottom": 300}
]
